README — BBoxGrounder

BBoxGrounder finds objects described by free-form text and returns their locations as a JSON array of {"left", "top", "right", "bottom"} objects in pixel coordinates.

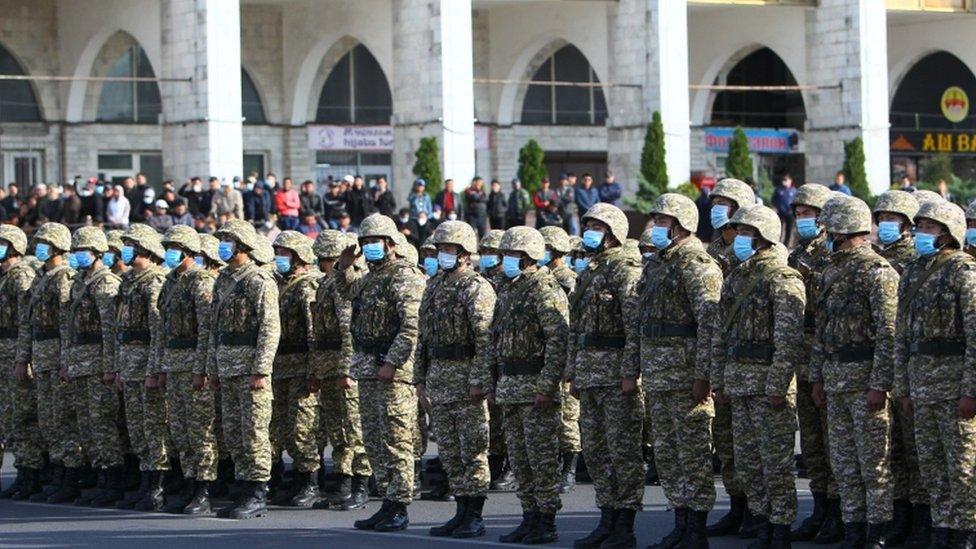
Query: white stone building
[{"left": 1, "top": 0, "right": 975, "bottom": 200}]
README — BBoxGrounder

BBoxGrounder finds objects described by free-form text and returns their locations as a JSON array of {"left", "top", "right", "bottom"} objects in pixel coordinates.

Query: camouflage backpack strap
[
  {"left": 896, "top": 252, "right": 955, "bottom": 324},
  {"left": 722, "top": 262, "right": 794, "bottom": 333},
  {"left": 72, "top": 268, "right": 114, "bottom": 313}
]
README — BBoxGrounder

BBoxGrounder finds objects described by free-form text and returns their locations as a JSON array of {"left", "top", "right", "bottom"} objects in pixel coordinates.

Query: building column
[
  {"left": 607, "top": 0, "right": 690, "bottom": 196},
  {"left": 160, "top": 0, "right": 243, "bottom": 182},
  {"left": 391, "top": 0, "right": 476, "bottom": 192},
  {"left": 805, "top": 0, "right": 890, "bottom": 193}
]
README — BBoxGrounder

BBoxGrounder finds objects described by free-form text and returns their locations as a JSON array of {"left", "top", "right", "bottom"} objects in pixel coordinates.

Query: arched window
[
  {"left": 242, "top": 69, "right": 266, "bottom": 124},
  {"left": 521, "top": 45, "right": 607, "bottom": 126},
  {"left": 316, "top": 44, "right": 391, "bottom": 124},
  {"left": 0, "top": 43, "right": 42, "bottom": 122},
  {"left": 97, "top": 45, "right": 161, "bottom": 123},
  {"left": 710, "top": 47, "right": 805, "bottom": 130},
  {"left": 891, "top": 51, "right": 976, "bottom": 131}
]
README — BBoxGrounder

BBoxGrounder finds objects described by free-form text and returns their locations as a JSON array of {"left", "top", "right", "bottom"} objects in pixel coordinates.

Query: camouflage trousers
[
  {"left": 559, "top": 381, "right": 581, "bottom": 453},
  {"left": 650, "top": 389, "right": 716, "bottom": 512},
  {"left": 797, "top": 379, "right": 837, "bottom": 497},
  {"left": 214, "top": 387, "right": 227, "bottom": 459},
  {"left": 11, "top": 375, "right": 43, "bottom": 469},
  {"left": 73, "top": 374, "right": 123, "bottom": 469},
  {"left": 359, "top": 380, "right": 416, "bottom": 504},
  {"left": 33, "top": 369, "right": 60, "bottom": 458},
  {"left": 713, "top": 399, "right": 743, "bottom": 497},
  {"left": 318, "top": 380, "right": 371, "bottom": 477},
  {"left": 580, "top": 387, "right": 644, "bottom": 511},
  {"left": 731, "top": 395, "right": 798, "bottom": 525},
  {"left": 643, "top": 391, "right": 654, "bottom": 450},
  {"left": 489, "top": 402, "right": 507, "bottom": 456},
  {"left": 220, "top": 376, "right": 273, "bottom": 482},
  {"left": 415, "top": 401, "right": 428, "bottom": 460},
  {"left": 890, "top": 400, "right": 927, "bottom": 505},
  {"left": 270, "top": 377, "right": 320, "bottom": 473},
  {"left": 502, "top": 402, "right": 562, "bottom": 515},
  {"left": 165, "top": 372, "right": 218, "bottom": 481},
  {"left": 0, "top": 361, "right": 11, "bottom": 451},
  {"left": 826, "top": 391, "right": 892, "bottom": 524},
  {"left": 122, "top": 380, "right": 169, "bottom": 471},
  {"left": 52, "top": 374, "right": 83, "bottom": 468},
  {"left": 914, "top": 399, "right": 976, "bottom": 531},
  {"left": 430, "top": 399, "right": 490, "bottom": 497}
]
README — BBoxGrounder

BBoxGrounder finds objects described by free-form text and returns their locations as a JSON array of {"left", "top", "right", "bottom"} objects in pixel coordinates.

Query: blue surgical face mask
[
  {"left": 0, "top": 244, "right": 7, "bottom": 261},
  {"left": 95, "top": 185, "right": 105, "bottom": 196},
  {"left": 74, "top": 251, "right": 94, "bottom": 269},
  {"left": 566, "top": 257, "right": 575, "bottom": 270},
  {"left": 825, "top": 239, "right": 834, "bottom": 253},
  {"left": 733, "top": 235, "right": 755, "bottom": 261},
  {"left": 502, "top": 255, "right": 522, "bottom": 279},
  {"left": 274, "top": 255, "right": 292, "bottom": 274},
  {"left": 642, "top": 251, "right": 655, "bottom": 260},
  {"left": 538, "top": 249, "right": 552, "bottom": 267},
  {"left": 164, "top": 248, "right": 183, "bottom": 269},
  {"left": 966, "top": 228, "right": 976, "bottom": 248},
  {"left": 437, "top": 251, "right": 457, "bottom": 271},
  {"left": 914, "top": 232, "right": 939, "bottom": 257},
  {"left": 35, "top": 242, "right": 51, "bottom": 262},
  {"left": 877, "top": 221, "right": 902, "bottom": 245},
  {"left": 362, "top": 241, "right": 385, "bottom": 262},
  {"left": 479, "top": 254, "right": 499, "bottom": 271},
  {"left": 582, "top": 230, "right": 605, "bottom": 251},
  {"left": 710, "top": 204, "right": 731, "bottom": 229},
  {"left": 194, "top": 255, "right": 205, "bottom": 267},
  {"left": 120, "top": 245, "right": 135, "bottom": 265},
  {"left": 795, "top": 217, "right": 820, "bottom": 240},
  {"left": 423, "top": 256, "right": 438, "bottom": 277},
  {"left": 218, "top": 241, "right": 235, "bottom": 262},
  {"left": 68, "top": 252, "right": 79, "bottom": 269},
  {"left": 651, "top": 225, "right": 672, "bottom": 249},
  {"left": 102, "top": 251, "right": 116, "bottom": 267},
  {"left": 574, "top": 257, "right": 590, "bottom": 274}
]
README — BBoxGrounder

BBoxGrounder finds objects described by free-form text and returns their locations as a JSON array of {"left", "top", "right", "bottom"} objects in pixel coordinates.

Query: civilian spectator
[
  {"left": 344, "top": 175, "right": 374, "bottom": 226},
  {"left": 170, "top": 198, "right": 194, "bottom": 227},
  {"left": 937, "top": 178, "right": 955, "bottom": 203},
  {"left": 830, "top": 171, "right": 853, "bottom": 196},
  {"left": 487, "top": 179, "right": 507, "bottom": 230},
  {"left": 336, "top": 212, "right": 356, "bottom": 235},
  {"left": 130, "top": 172, "right": 151, "bottom": 217},
  {"left": 244, "top": 179, "right": 268, "bottom": 222},
  {"left": 323, "top": 181, "right": 347, "bottom": 228},
  {"left": 40, "top": 184, "right": 64, "bottom": 223},
  {"left": 148, "top": 200, "right": 173, "bottom": 233},
  {"left": 898, "top": 175, "right": 916, "bottom": 194},
  {"left": 134, "top": 187, "right": 156, "bottom": 222},
  {"left": 260, "top": 172, "right": 277, "bottom": 215},
  {"left": 772, "top": 173, "right": 797, "bottom": 245},
  {"left": 161, "top": 185, "right": 178, "bottom": 209},
  {"left": 598, "top": 170, "right": 622, "bottom": 207},
  {"left": 211, "top": 179, "right": 244, "bottom": 220},
  {"left": 465, "top": 176, "right": 488, "bottom": 237},
  {"left": 531, "top": 177, "right": 559, "bottom": 228},
  {"left": 274, "top": 177, "right": 301, "bottom": 229},
  {"left": 298, "top": 214, "right": 320, "bottom": 240},
  {"left": 405, "top": 209, "right": 435, "bottom": 248},
  {"left": 299, "top": 180, "right": 324, "bottom": 225},
  {"left": 257, "top": 213, "right": 282, "bottom": 241},
  {"left": 0, "top": 183, "right": 20, "bottom": 221},
  {"left": 61, "top": 183, "right": 82, "bottom": 226},
  {"left": 558, "top": 173, "right": 579, "bottom": 236},
  {"left": 198, "top": 177, "right": 220, "bottom": 215},
  {"left": 695, "top": 178, "right": 716, "bottom": 242},
  {"left": 505, "top": 178, "right": 531, "bottom": 228},
  {"left": 538, "top": 202, "right": 563, "bottom": 229},
  {"left": 434, "top": 178, "right": 463, "bottom": 220},
  {"left": 78, "top": 178, "right": 105, "bottom": 224},
  {"left": 408, "top": 179, "right": 433, "bottom": 219},
  {"left": 106, "top": 184, "right": 131, "bottom": 228},
  {"left": 396, "top": 207, "right": 411, "bottom": 231},
  {"left": 179, "top": 177, "right": 205, "bottom": 216},
  {"left": 575, "top": 173, "right": 599, "bottom": 217},
  {"left": 120, "top": 177, "right": 140, "bottom": 221},
  {"left": 373, "top": 176, "right": 397, "bottom": 219}
]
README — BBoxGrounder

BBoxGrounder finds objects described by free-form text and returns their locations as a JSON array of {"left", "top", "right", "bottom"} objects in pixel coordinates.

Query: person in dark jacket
[
  {"left": 598, "top": 170, "right": 622, "bottom": 207},
  {"left": 531, "top": 177, "right": 559, "bottom": 228},
  {"left": 169, "top": 198, "right": 194, "bottom": 227},
  {"left": 342, "top": 175, "right": 374, "bottom": 226},
  {"left": 373, "top": 176, "right": 397, "bottom": 219},
  {"left": 771, "top": 173, "right": 797, "bottom": 245},
  {"left": 198, "top": 177, "right": 219, "bottom": 216},
  {"left": 299, "top": 179, "right": 324, "bottom": 226},
  {"left": 433, "top": 179, "right": 463, "bottom": 221},
  {"left": 243, "top": 183, "right": 268, "bottom": 222},
  {"left": 77, "top": 178, "right": 105, "bottom": 224},
  {"left": 506, "top": 178, "right": 531, "bottom": 228},
  {"left": 574, "top": 173, "right": 600, "bottom": 216},
  {"left": 178, "top": 177, "right": 206, "bottom": 217},
  {"left": 404, "top": 210, "right": 435, "bottom": 248},
  {"left": 465, "top": 176, "right": 489, "bottom": 237},
  {"left": 60, "top": 183, "right": 83, "bottom": 226},
  {"left": 487, "top": 179, "right": 508, "bottom": 230},
  {"left": 323, "top": 181, "right": 347, "bottom": 228}
]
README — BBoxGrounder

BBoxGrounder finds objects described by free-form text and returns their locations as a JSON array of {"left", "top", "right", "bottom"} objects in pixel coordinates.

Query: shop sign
[
  {"left": 704, "top": 127, "right": 799, "bottom": 153},
  {"left": 890, "top": 130, "right": 976, "bottom": 155},
  {"left": 307, "top": 125, "right": 492, "bottom": 151},
  {"left": 941, "top": 86, "right": 969, "bottom": 123}
]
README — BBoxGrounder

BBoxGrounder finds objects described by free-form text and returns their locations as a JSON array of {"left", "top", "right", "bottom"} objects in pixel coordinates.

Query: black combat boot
[
  {"left": 412, "top": 461, "right": 422, "bottom": 499},
  {"left": 559, "top": 451, "right": 578, "bottom": 494},
  {"left": 267, "top": 459, "right": 284, "bottom": 500},
  {"left": 573, "top": 507, "right": 616, "bottom": 548},
  {"left": 648, "top": 508, "right": 688, "bottom": 549},
  {"left": 216, "top": 484, "right": 245, "bottom": 518},
  {"left": 354, "top": 500, "right": 392, "bottom": 530},
  {"left": 814, "top": 498, "right": 845, "bottom": 544},
  {"left": 740, "top": 507, "right": 764, "bottom": 539},
  {"left": 492, "top": 458, "right": 517, "bottom": 491},
  {"left": 134, "top": 470, "right": 165, "bottom": 511},
  {"left": 117, "top": 470, "right": 150, "bottom": 509},
  {"left": 164, "top": 476, "right": 195, "bottom": 513},
  {"left": 904, "top": 504, "right": 931, "bottom": 549},
  {"left": 886, "top": 500, "right": 912, "bottom": 546},
  {"left": 316, "top": 473, "right": 350, "bottom": 508},
  {"left": 76, "top": 468, "right": 106, "bottom": 506},
  {"left": 866, "top": 522, "right": 888, "bottom": 549},
  {"left": 746, "top": 517, "right": 772, "bottom": 549},
  {"left": 488, "top": 454, "right": 504, "bottom": 484},
  {"left": 950, "top": 530, "right": 976, "bottom": 549},
  {"left": 791, "top": 491, "right": 828, "bottom": 541},
  {"left": 375, "top": 501, "right": 410, "bottom": 532},
  {"left": 183, "top": 480, "right": 211, "bottom": 515},
  {"left": 930, "top": 528, "right": 952, "bottom": 549},
  {"left": 229, "top": 481, "right": 268, "bottom": 520},
  {"left": 163, "top": 458, "right": 183, "bottom": 495},
  {"left": 707, "top": 495, "right": 746, "bottom": 536},
  {"left": 500, "top": 511, "right": 537, "bottom": 543},
  {"left": 681, "top": 510, "right": 710, "bottom": 549},
  {"left": 340, "top": 475, "right": 369, "bottom": 510},
  {"left": 46, "top": 467, "right": 80, "bottom": 504},
  {"left": 770, "top": 524, "right": 792, "bottom": 549},
  {"left": 289, "top": 471, "right": 320, "bottom": 507},
  {"left": 522, "top": 512, "right": 558, "bottom": 544},
  {"left": 453, "top": 496, "right": 487, "bottom": 538},
  {"left": 602, "top": 508, "right": 637, "bottom": 549},
  {"left": 11, "top": 468, "right": 42, "bottom": 501},
  {"left": 210, "top": 458, "right": 233, "bottom": 498},
  {"left": 839, "top": 522, "right": 867, "bottom": 549},
  {"left": 33, "top": 463, "right": 63, "bottom": 502},
  {"left": 430, "top": 496, "right": 468, "bottom": 537},
  {"left": 78, "top": 464, "right": 97, "bottom": 489},
  {"left": 91, "top": 466, "right": 125, "bottom": 507},
  {"left": 1, "top": 468, "right": 24, "bottom": 499}
]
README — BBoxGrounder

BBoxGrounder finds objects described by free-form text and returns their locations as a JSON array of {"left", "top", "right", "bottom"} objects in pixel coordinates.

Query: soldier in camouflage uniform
[
  {"left": 894, "top": 201, "right": 976, "bottom": 548},
  {"left": 209, "top": 220, "right": 280, "bottom": 520},
  {"left": 421, "top": 235, "right": 438, "bottom": 277},
  {"left": 417, "top": 221, "right": 496, "bottom": 538},
  {"left": 784, "top": 183, "right": 842, "bottom": 543},
  {"left": 63, "top": 228, "right": 124, "bottom": 507},
  {"left": 309, "top": 230, "right": 371, "bottom": 511},
  {"left": 104, "top": 230, "right": 127, "bottom": 276},
  {"left": 635, "top": 227, "right": 660, "bottom": 486},
  {"left": 156, "top": 225, "right": 218, "bottom": 515},
  {"left": 250, "top": 234, "right": 275, "bottom": 271},
  {"left": 0, "top": 226, "right": 40, "bottom": 500},
  {"left": 704, "top": 179, "right": 755, "bottom": 537},
  {"left": 809, "top": 196, "right": 899, "bottom": 548},
  {"left": 395, "top": 231, "right": 428, "bottom": 487},
  {"left": 269, "top": 231, "right": 323, "bottom": 507},
  {"left": 912, "top": 189, "right": 944, "bottom": 208},
  {"left": 491, "top": 226, "right": 569, "bottom": 545},
  {"left": 337, "top": 213, "right": 425, "bottom": 532},
  {"left": 713, "top": 205, "right": 805, "bottom": 549},
  {"left": 567, "top": 204, "right": 645, "bottom": 548},
  {"left": 630, "top": 194, "right": 722, "bottom": 549},
  {"left": 15, "top": 223, "right": 78, "bottom": 503}
]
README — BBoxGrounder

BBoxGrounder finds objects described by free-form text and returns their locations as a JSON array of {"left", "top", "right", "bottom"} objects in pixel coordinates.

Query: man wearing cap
[
  {"left": 408, "top": 179, "right": 433, "bottom": 220},
  {"left": 149, "top": 200, "right": 173, "bottom": 233}
]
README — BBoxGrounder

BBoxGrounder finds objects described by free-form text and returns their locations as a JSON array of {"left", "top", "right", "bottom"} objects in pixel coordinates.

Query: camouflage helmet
[
  {"left": 199, "top": 234, "right": 225, "bottom": 266},
  {"left": 539, "top": 225, "right": 572, "bottom": 254},
  {"left": 913, "top": 189, "right": 944, "bottom": 208},
  {"left": 106, "top": 229, "right": 124, "bottom": 252},
  {"left": 161, "top": 225, "right": 202, "bottom": 254},
  {"left": 570, "top": 235, "right": 583, "bottom": 254},
  {"left": 479, "top": 229, "right": 504, "bottom": 251},
  {"left": 639, "top": 227, "right": 654, "bottom": 248},
  {"left": 649, "top": 193, "right": 698, "bottom": 233},
  {"left": 915, "top": 200, "right": 966, "bottom": 248},
  {"left": 823, "top": 196, "right": 872, "bottom": 235},
  {"left": 394, "top": 233, "right": 418, "bottom": 264},
  {"left": 0, "top": 224, "right": 28, "bottom": 256},
  {"left": 873, "top": 190, "right": 919, "bottom": 224},
  {"left": 711, "top": 178, "right": 756, "bottom": 209},
  {"left": 421, "top": 235, "right": 437, "bottom": 253},
  {"left": 791, "top": 183, "right": 832, "bottom": 211},
  {"left": 34, "top": 222, "right": 71, "bottom": 252},
  {"left": 250, "top": 234, "right": 274, "bottom": 265},
  {"left": 312, "top": 229, "right": 348, "bottom": 259},
  {"left": 581, "top": 202, "right": 629, "bottom": 243},
  {"left": 819, "top": 193, "right": 850, "bottom": 226},
  {"left": 966, "top": 200, "right": 976, "bottom": 221},
  {"left": 730, "top": 204, "right": 781, "bottom": 244},
  {"left": 71, "top": 226, "right": 108, "bottom": 253},
  {"left": 274, "top": 230, "right": 315, "bottom": 265},
  {"left": 122, "top": 223, "right": 165, "bottom": 260},
  {"left": 358, "top": 213, "right": 399, "bottom": 242},
  {"left": 500, "top": 226, "right": 545, "bottom": 261},
  {"left": 214, "top": 219, "right": 257, "bottom": 251},
  {"left": 433, "top": 220, "right": 478, "bottom": 254}
]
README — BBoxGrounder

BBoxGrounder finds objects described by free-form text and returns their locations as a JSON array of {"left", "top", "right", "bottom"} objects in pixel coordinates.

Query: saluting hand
[{"left": 338, "top": 244, "right": 361, "bottom": 270}]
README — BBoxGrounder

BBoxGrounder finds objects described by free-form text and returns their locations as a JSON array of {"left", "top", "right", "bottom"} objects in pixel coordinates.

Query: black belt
[
  {"left": 642, "top": 322, "right": 697, "bottom": 338},
  {"left": 73, "top": 332, "right": 103, "bottom": 345},
  {"left": 909, "top": 339, "right": 966, "bottom": 357},
  {"left": 831, "top": 345, "right": 875, "bottom": 363},
  {"left": 220, "top": 331, "right": 258, "bottom": 347},
  {"left": 277, "top": 341, "right": 309, "bottom": 355},
  {"left": 316, "top": 338, "right": 342, "bottom": 351},
  {"left": 117, "top": 329, "right": 151, "bottom": 344},
  {"left": 498, "top": 358, "right": 545, "bottom": 377},
  {"left": 728, "top": 344, "right": 774, "bottom": 363},
  {"left": 32, "top": 328, "right": 58, "bottom": 341},
  {"left": 0, "top": 327, "right": 17, "bottom": 339},
  {"left": 431, "top": 344, "right": 476, "bottom": 360},
  {"left": 166, "top": 337, "right": 198, "bottom": 350},
  {"left": 353, "top": 338, "right": 393, "bottom": 357},
  {"left": 576, "top": 334, "right": 626, "bottom": 348}
]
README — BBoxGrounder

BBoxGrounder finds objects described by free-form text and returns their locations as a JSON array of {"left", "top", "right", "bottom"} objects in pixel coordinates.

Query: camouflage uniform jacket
[
  {"left": 416, "top": 268, "right": 496, "bottom": 405},
  {"left": 338, "top": 257, "right": 425, "bottom": 383},
  {"left": 876, "top": 235, "right": 916, "bottom": 275},
  {"left": 115, "top": 265, "right": 166, "bottom": 379},
  {"left": 788, "top": 232, "right": 831, "bottom": 380},
  {"left": 567, "top": 246, "right": 641, "bottom": 389},
  {"left": 16, "top": 264, "right": 74, "bottom": 371},
  {"left": 628, "top": 238, "right": 722, "bottom": 392},
  {"left": 489, "top": 267, "right": 569, "bottom": 404},
  {"left": 0, "top": 262, "right": 36, "bottom": 362},
  {"left": 712, "top": 247, "right": 806, "bottom": 397},
  {"left": 549, "top": 263, "right": 577, "bottom": 295},
  {"left": 64, "top": 264, "right": 120, "bottom": 378},
  {"left": 706, "top": 234, "right": 738, "bottom": 275},
  {"left": 809, "top": 244, "right": 899, "bottom": 394},
  {"left": 310, "top": 266, "right": 361, "bottom": 379},
  {"left": 209, "top": 260, "right": 280, "bottom": 378},
  {"left": 274, "top": 270, "right": 322, "bottom": 380},
  {"left": 893, "top": 250, "right": 976, "bottom": 403},
  {"left": 158, "top": 266, "right": 215, "bottom": 375}
]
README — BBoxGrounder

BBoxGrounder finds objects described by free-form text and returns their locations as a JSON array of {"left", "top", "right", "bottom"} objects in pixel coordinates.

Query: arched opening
[
  {"left": 520, "top": 44, "right": 607, "bottom": 126},
  {"left": 315, "top": 44, "right": 391, "bottom": 125},
  {"left": 96, "top": 43, "right": 161, "bottom": 123},
  {"left": 241, "top": 68, "right": 266, "bottom": 124},
  {"left": 0, "top": 43, "right": 42, "bottom": 122},
  {"left": 709, "top": 47, "right": 805, "bottom": 131}
]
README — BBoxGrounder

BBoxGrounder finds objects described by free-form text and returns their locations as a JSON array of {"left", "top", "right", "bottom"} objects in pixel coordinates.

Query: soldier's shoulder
[
  {"left": 9, "top": 262, "right": 37, "bottom": 284},
  {"left": 948, "top": 250, "right": 976, "bottom": 273},
  {"left": 245, "top": 264, "right": 277, "bottom": 285}
]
